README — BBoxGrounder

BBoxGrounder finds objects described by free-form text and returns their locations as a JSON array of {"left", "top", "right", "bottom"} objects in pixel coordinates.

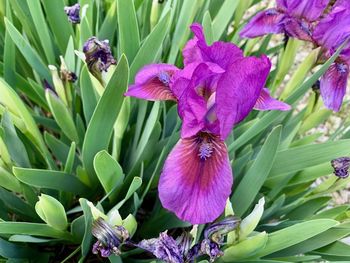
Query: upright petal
[
  {"left": 159, "top": 135, "right": 233, "bottom": 224},
  {"left": 177, "top": 63, "right": 225, "bottom": 138},
  {"left": 313, "top": 7, "right": 350, "bottom": 52},
  {"left": 278, "top": 0, "right": 329, "bottom": 21},
  {"left": 254, "top": 88, "right": 291, "bottom": 111},
  {"left": 185, "top": 23, "right": 243, "bottom": 69},
  {"left": 282, "top": 16, "right": 313, "bottom": 41},
  {"left": 240, "top": 9, "right": 285, "bottom": 38},
  {"left": 125, "top": 64, "right": 179, "bottom": 101},
  {"left": 320, "top": 62, "right": 349, "bottom": 112},
  {"left": 216, "top": 55, "right": 271, "bottom": 140}
]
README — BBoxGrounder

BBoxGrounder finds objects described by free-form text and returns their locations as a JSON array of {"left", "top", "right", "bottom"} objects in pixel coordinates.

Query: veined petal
[
  {"left": 278, "top": 0, "right": 329, "bottom": 21},
  {"left": 177, "top": 63, "right": 225, "bottom": 138},
  {"left": 185, "top": 23, "right": 243, "bottom": 69},
  {"left": 240, "top": 9, "right": 285, "bottom": 38},
  {"left": 313, "top": 8, "right": 350, "bottom": 52},
  {"left": 282, "top": 16, "right": 313, "bottom": 41},
  {"left": 254, "top": 88, "right": 291, "bottom": 111},
  {"left": 125, "top": 64, "right": 179, "bottom": 101},
  {"left": 320, "top": 62, "right": 349, "bottom": 112},
  {"left": 216, "top": 55, "right": 271, "bottom": 140},
  {"left": 159, "top": 135, "right": 233, "bottom": 224}
]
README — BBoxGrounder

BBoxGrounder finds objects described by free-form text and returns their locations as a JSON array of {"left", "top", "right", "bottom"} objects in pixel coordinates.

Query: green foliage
[{"left": 0, "top": 0, "right": 349, "bottom": 262}]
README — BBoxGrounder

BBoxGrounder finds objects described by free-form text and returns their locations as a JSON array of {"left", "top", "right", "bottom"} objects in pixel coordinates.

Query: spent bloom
[
  {"left": 312, "top": 0, "right": 350, "bottom": 111},
  {"left": 83, "top": 37, "right": 117, "bottom": 76},
  {"left": 64, "top": 3, "right": 80, "bottom": 24},
  {"left": 126, "top": 23, "right": 290, "bottom": 224},
  {"left": 91, "top": 218, "right": 129, "bottom": 257},
  {"left": 331, "top": 156, "right": 350, "bottom": 178},
  {"left": 135, "top": 216, "right": 240, "bottom": 263},
  {"left": 240, "top": 0, "right": 330, "bottom": 41}
]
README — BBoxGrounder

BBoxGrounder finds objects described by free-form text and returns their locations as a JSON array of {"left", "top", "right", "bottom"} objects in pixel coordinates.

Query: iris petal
[
  {"left": 216, "top": 55, "right": 271, "bottom": 140},
  {"left": 320, "top": 62, "right": 349, "bottom": 112},
  {"left": 159, "top": 135, "right": 233, "bottom": 224},
  {"left": 125, "top": 64, "right": 179, "bottom": 101},
  {"left": 254, "top": 88, "right": 291, "bottom": 111},
  {"left": 240, "top": 9, "right": 285, "bottom": 39}
]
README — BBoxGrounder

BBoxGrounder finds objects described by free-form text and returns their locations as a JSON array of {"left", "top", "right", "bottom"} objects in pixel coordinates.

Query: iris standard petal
[
  {"left": 240, "top": 9, "right": 285, "bottom": 38},
  {"left": 282, "top": 16, "right": 313, "bottom": 41},
  {"left": 185, "top": 23, "right": 243, "bottom": 69},
  {"left": 254, "top": 88, "right": 291, "bottom": 111},
  {"left": 125, "top": 64, "right": 179, "bottom": 101},
  {"left": 158, "top": 134, "right": 233, "bottom": 224},
  {"left": 313, "top": 8, "right": 350, "bottom": 52},
  {"left": 216, "top": 55, "right": 271, "bottom": 140},
  {"left": 320, "top": 62, "right": 349, "bottom": 112},
  {"left": 278, "top": 0, "right": 329, "bottom": 21}
]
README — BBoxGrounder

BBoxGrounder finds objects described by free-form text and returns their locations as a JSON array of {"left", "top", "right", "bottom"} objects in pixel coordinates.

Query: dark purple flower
[
  {"left": 64, "top": 3, "right": 80, "bottom": 24},
  {"left": 83, "top": 37, "right": 117, "bottom": 75},
  {"left": 312, "top": 0, "right": 350, "bottom": 111},
  {"left": 331, "top": 157, "right": 350, "bottom": 178},
  {"left": 136, "top": 232, "right": 184, "bottom": 263},
  {"left": 240, "top": 0, "right": 330, "bottom": 41},
  {"left": 125, "top": 23, "right": 289, "bottom": 224},
  {"left": 91, "top": 218, "right": 129, "bottom": 257}
]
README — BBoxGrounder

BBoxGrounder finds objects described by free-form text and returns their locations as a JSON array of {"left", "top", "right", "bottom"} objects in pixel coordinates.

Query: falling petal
[
  {"left": 254, "top": 88, "right": 291, "bottom": 111},
  {"left": 159, "top": 134, "right": 233, "bottom": 224},
  {"left": 320, "top": 62, "right": 349, "bottom": 111}
]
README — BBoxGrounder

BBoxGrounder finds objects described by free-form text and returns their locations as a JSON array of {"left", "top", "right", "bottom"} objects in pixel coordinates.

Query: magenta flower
[
  {"left": 126, "top": 24, "right": 290, "bottom": 224},
  {"left": 240, "top": 0, "right": 329, "bottom": 41},
  {"left": 312, "top": 0, "right": 350, "bottom": 111}
]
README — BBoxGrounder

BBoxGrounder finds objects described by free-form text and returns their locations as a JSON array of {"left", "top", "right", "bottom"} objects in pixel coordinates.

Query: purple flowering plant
[{"left": 2, "top": 0, "right": 350, "bottom": 262}]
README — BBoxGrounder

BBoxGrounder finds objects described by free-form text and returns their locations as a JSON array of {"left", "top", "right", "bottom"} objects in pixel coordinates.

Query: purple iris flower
[
  {"left": 240, "top": 0, "right": 330, "bottom": 41},
  {"left": 64, "top": 3, "right": 80, "bottom": 24},
  {"left": 312, "top": 0, "right": 350, "bottom": 111},
  {"left": 125, "top": 23, "right": 290, "bottom": 224}
]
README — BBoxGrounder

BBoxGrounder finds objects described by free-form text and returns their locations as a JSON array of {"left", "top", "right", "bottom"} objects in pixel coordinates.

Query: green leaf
[
  {"left": 80, "top": 66, "right": 98, "bottom": 124},
  {"left": 0, "top": 222, "right": 73, "bottom": 240},
  {"left": 26, "top": 0, "right": 56, "bottom": 63},
  {"left": 270, "top": 222, "right": 350, "bottom": 257},
  {"left": 79, "top": 198, "right": 94, "bottom": 258},
  {"left": 117, "top": 0, "right": 140, "bottom": 62},
  {"left": 45, "top": 90, "right": 79, "bottom": 143},
  {"left": 0, "top": 167, "right": 21, "bottom": 193},
  {"left": 270, "top": 140, "right": 350, "bottom": 177},
  {"left": 223, "top": 232, "right": 268, "bottom": 261},
  {"left": 130, "top": 12, "right": 170, "bottom": 80},
  {"left": 13, "top": 168, "right": 90, "bottom": 195},
  {"left": 115, "top": 177, "right": 142, "bottom": 210},
  {"left": 167, "top": 0, "right": 200, "bottom": 63},
  {"left": 41, "top": 0, "right": 74, "bottom": 53},
  {"left": 35, "top": 194, "right": 68, "bottom": 231},
  {"left": 255, "top": 219, "right": 338, "bottom": 257},
  {"left": 232, "top": 126, "right": 281, "bottom": 216},
  {"left": 82, "top": 55, "right": 129, "bottom": 185},
  {"left": 212, "top": 0, "right": 239, "bottom": 40},
  {"left": 1, "top": 111, "right": 30, "bottom": 168},
  {"left": 94, "top": 150, "right": 124, "bottom": 201},
  {"left": 0, "top": 237, "right": 38, "bottom": 258},
  {"left": 202, "top": 11, "right": 214, "bottom": 45}
]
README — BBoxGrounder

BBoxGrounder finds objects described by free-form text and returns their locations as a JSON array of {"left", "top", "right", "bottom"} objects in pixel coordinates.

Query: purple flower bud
[
  {"left": 83, "top": 37, "right": 116, "bottom": 75},
  {"left": 91, "top": 218, "right": 129, "bottom": 258},
  {"left": 204, "top": 216, "right": 241, "bottom": 244},
  {"left": 331, "top": 157, "right": 350, "bottom": 178},
  {"left": 64, "top": 3, "right": 80, "bottom": 24}
]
